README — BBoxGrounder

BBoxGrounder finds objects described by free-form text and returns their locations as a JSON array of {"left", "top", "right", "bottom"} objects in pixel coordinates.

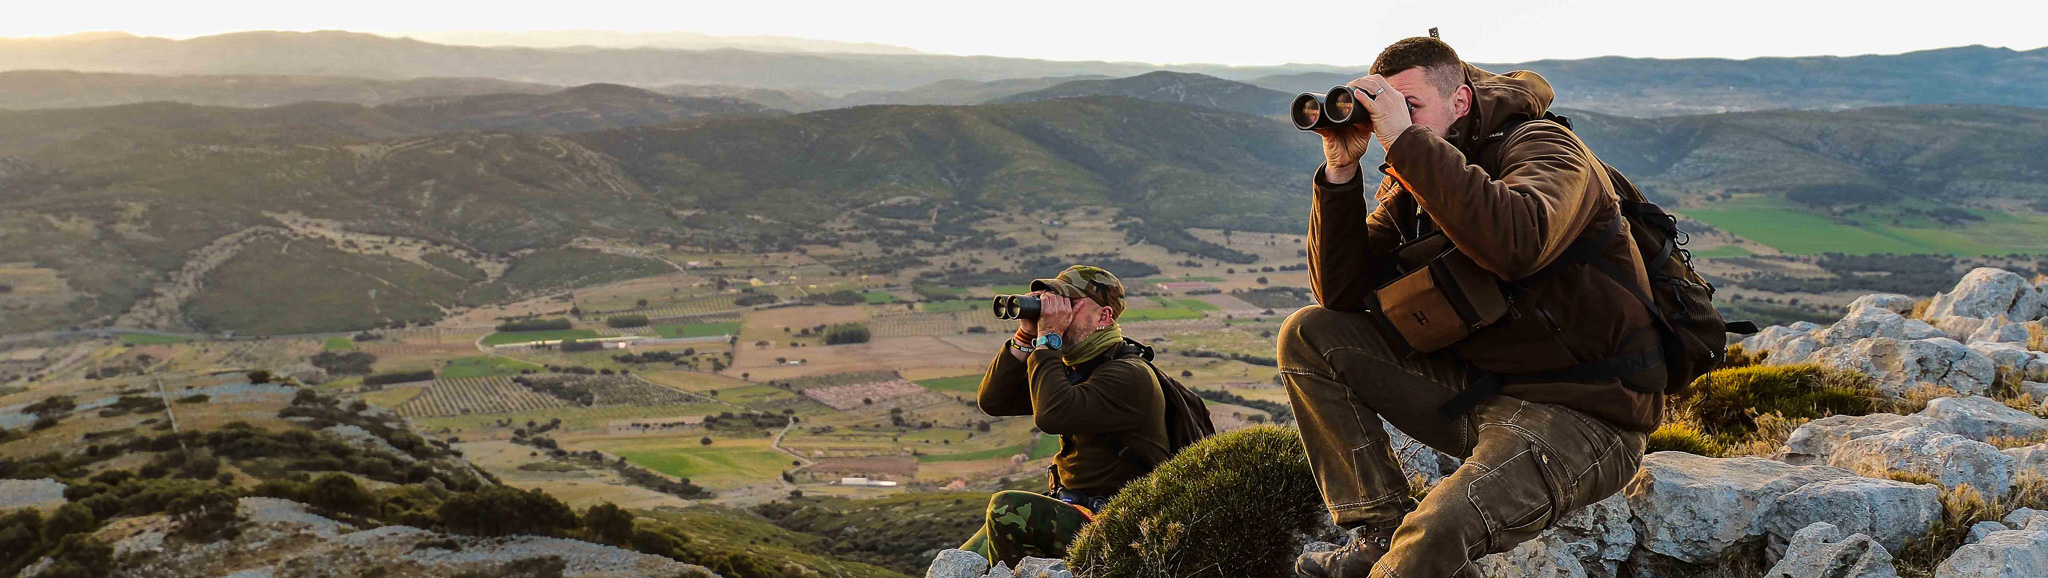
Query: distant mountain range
[
  {"left": 395, "top": 30, "right": 924, "bottom": 54},
  {"left": 4, "top": 84, "right": 2044, "bottom": 334},
  {"left": 4, "top": 32, "right": 2045, "bottom": 117},
  {"left": 0, "top": 31, "right": 1330, "bottom": 92},
  {"left": 1254, "top": 45, "right": 2048, "bottom": 116},
  {"left": 993, "top": 71, "right": 1292, "bottom": 117},
  {"left": 0, "top": 70, "right": 561, "bottom": 109}
]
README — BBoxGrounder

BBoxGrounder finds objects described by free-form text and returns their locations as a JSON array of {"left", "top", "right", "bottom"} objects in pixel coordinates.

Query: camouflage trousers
[
  {"left": 1277, "top": 306, "right": 1646, "bottom": 578},
  {"left": 958, "top": 490, "right": 1094, "bottom": 566}
]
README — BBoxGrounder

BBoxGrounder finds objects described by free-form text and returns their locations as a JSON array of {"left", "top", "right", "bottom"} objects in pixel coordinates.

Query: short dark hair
[{"left": 1370, "top": 37, "right": 1464, "bottom": 97}]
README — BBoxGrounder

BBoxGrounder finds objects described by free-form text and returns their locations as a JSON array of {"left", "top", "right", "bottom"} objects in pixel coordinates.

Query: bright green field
[
  {"left": 480, "top": 329, "right": 599, "bottom": 346},
  {"left": 1683, "top": 201, "right": 2048, "bottom": 256},
  {"left": 440, "top": 355, "right": 543, "bottom": 379},
  {"left": 120, "top": 333, "right": 190, "bottom": 345},
  {"left": 594, "top": 438, "right": 792, "bottom": 489},
  {"left": 322, "top": 337, "right": 355, "bottom": 351},
  {"left": 1130, "top": 305, "right": 1204, "bottom": 323},
  {"left": 655, "top": 322, "right": 741, "bottom": 339},
  {"left": 915, "top": 374, "right": 984, "bottom": 394}
]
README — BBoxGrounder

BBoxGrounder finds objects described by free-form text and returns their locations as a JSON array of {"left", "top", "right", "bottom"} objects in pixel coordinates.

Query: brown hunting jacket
[
  {"left": 1309, "top": 63, "right": 1666, "bottom": 432},
  {"left": 978, "top": 347, "right": 1172, "bottom": 495}
]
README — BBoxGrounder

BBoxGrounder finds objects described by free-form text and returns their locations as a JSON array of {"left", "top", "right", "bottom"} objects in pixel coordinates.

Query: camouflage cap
[{"left": 1031, "top": 265, "right": 1126, "bottom": 318}]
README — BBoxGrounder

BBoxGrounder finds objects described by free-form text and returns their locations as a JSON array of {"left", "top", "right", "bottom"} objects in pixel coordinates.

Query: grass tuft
[{"left": 1067, "top": 426, "right": 1324, "bottom": 578}]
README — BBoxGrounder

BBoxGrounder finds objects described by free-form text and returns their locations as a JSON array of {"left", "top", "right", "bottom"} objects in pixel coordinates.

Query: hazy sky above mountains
[{"left": 10, "top": 0, "right": 2046, "bottom": 65}]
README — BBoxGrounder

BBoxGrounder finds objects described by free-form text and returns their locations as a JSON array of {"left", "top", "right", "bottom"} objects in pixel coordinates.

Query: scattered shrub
[
  {"left": 1678, "top": 364, "right": 1878, "bottom": 435},
  {"left": 498, "top": 318, "right": 574, "bottom": 332},
  {"left": 310, "top": 351, "right": 378, "bottom": 376},
  {"left": 823, "top": 323, "right": 871, "bottom": 345},
  {"left": 364, "top": 370, "right": 436, "bottom": 386},
  {"left": 1068, "top": 426, "right": 1323, "bottom": 578},
  {"left": 584, "top": 502, "right": 635, "bottom": 546},
  {"left": 1646, "top": 420, "right": 1725, "bottom": 457},
  {"left": 437, "top": 486, "right": 579, "bottom": 538}
]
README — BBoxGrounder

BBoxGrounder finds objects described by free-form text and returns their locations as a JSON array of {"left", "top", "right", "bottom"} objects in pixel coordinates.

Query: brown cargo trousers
[{"left": 1278, "top": 306, "right": 1646, "bottom": 578}]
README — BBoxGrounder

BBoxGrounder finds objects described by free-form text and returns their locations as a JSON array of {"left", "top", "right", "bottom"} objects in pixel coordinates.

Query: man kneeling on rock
[
  {"left": 1282, "top": 36, "right": 1672, "bottom": 577},
  {"left": 958, "top": 265, "right": 1174, "bottom": 567}
]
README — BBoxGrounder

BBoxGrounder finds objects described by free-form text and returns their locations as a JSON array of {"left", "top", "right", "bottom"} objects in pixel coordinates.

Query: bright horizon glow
[{"left": 4, "top": 0, "right": 2045, "bottom": 67}]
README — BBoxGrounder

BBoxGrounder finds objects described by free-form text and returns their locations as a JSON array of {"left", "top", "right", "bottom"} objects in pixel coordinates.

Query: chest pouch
[{"left": 1373, "top": 234, "right": 1513, "bottom": 353}]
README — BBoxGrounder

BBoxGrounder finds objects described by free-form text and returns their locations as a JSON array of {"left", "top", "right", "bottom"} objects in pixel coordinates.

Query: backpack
[
  {"left": 1472, "top": 113, "right": 1757, "bottom": 399},
  {"left": 1066, "top": 338, "right": 1217, "bottom": 476}
]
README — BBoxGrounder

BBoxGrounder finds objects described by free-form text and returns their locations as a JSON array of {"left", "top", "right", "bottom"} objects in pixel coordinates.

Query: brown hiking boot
[{"left": 1295, "top": 530, "right": 1391, "bottom": 578}]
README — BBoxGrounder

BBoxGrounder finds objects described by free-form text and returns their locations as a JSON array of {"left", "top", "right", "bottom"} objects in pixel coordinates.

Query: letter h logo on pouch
[{"left": 1411, "top": 311, "right": 1431, "bottom": 326}]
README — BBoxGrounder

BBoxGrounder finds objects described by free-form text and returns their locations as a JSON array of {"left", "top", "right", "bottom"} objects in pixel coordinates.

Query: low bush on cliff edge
[{"left": 1067, "top": 426, "right": 1324, "bottom": 578}]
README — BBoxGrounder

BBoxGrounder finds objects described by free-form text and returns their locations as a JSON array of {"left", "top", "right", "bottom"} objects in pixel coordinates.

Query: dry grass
[
  {"left": 1895, "top": 473, "right": 2048, "bottom": 578},
  {"left": 1891, "top": 384, "right": 1965, "bottom": 414},
  {"left": 1909, "top": 297, "right": 1933, "bottom": 320},
  {"left": 1723, "top": 412, "right": 1809, "bottom": 457}
]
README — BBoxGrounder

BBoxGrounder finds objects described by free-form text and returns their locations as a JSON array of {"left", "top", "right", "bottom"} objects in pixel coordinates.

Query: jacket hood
[{"left": 1446, "top": 63, "right": 1555, "bottom": 151}]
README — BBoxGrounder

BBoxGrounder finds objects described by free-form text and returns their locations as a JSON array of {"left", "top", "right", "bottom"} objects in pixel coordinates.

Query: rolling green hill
[
  {"left": 4, "top": 91, "right": 2047, "bottom": 334},
  {"left": 991, "top": 71, "right": 1294, "bottom": 117}
]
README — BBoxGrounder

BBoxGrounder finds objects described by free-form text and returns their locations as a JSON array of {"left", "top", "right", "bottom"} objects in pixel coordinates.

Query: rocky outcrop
[
  {"left": 1625, "top": 452, "right": 1857, "bottom": 565},
  {"left": 1934, "top": 512, "right": 2048, "bottom": 578},
  {"left": 1762, "top": 477, "right": 1940, "bottom": 559},
  {"left": 1477, "top": 493, "right": 1634, "bottom": 578},
  {"left": 1918, "top": 396, "right": 2048, "bottom": 442},
  {"left": 92, "top": 497, "right": 718, "bottom": 578},
  {"left": 927, "top": 550, "right": 989, "bottom": 578},
  {"left": 1827, "top": 427, "right": 2013, "bottom": 496},
  {"left": 1925, "top": 268, "right": 2047, "bottom": 324},
  {"left": 1778, "top": 413, "right": 1937, "bottom": 466},
  {"left": 1808, "top": 337, "right": 1995, "bottom": 396},
  {"left": 1764, "top": 522, "right": 1900, "bottom": 578}
]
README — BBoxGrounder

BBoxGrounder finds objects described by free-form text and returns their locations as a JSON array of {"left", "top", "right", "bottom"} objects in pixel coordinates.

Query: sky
[{"left": 5, "top": 0, "right": 2045, "bottom": 66}]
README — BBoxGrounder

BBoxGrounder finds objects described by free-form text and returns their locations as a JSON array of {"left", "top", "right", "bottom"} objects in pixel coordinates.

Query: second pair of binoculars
[{"left": 1290, "top": 85, "right": 1375, "bottom": 131}]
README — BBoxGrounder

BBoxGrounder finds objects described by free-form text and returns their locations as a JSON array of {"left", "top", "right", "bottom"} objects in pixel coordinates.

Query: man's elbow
[{"left": 1031, "top": 413, "right": 1076, "bottom": 435}]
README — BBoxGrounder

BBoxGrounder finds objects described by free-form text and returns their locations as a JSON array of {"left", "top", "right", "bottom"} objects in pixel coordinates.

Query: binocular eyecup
[
  {"left": 1290, "top": 85, "right": 1372, "bottom": 131},
  {"left": 991, "top": 294, "right": 1041, "bottom": 320}
]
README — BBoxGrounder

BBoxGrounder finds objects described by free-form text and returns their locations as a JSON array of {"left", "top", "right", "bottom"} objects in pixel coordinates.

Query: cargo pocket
[{"left": 1462, "top": 431, "right": 1559, "bottom": 552}]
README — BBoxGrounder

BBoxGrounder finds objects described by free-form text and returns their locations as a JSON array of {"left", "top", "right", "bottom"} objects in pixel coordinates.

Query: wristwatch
[{"left": 1034, "top": 333, "right": 1063, "bottom": 351}]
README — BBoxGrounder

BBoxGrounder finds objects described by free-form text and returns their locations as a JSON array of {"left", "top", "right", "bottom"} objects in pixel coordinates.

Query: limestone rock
[
  {"left": 1476, "top": 533, "right": 1590, "bottom": 578},
  {"left": 1742, "top": 322, "right": 1825, "bottom": 364},
  {"left": 1849, "top": 294, "right": 1918, "bottom": 315},
  {"left": 1828, "top": 427, "right": 2013, "bottom": 496},
  {"left": 1625, "top": 452, "right": 1856, "bottom": 564},
  {"left": 1968, "top": 316, "right": 2034, "bottom": 345},
  {"left": 1764, "top": 522, "right": 1900, "bottom": 578},
  {"left": 1386, "top": 417, "right": 1452, "bottom": 484},
  {"left": 1926, "top": 267, "right": 2046, "bottom": 323},
  {"left": 1973, "top": 521, "right": 2014, "bottom": 545},
  {"left": 1480, "top": 493, "right": 1634, "bottom": 578},
  {"left": 2005, "top": 508, "right": 2046, "bottom": 530},
  {"left": 1917, "top": 396, "right": 2048, "bottom": 442},
  {"left": 984, "top": 561, "right": 1010, "bottom": 578},
  {"left": 1971, "top": 342, "right": 2048, "bottom": 375},
  {"left": 1929, "top": 315, "right": 1989, "bottom": 343},
  {"left": 1014, "top": 557, "right": 1072, "bottom": 578},
  {"left": 1763, "top": 477, "right": 1940, "bottom": 558},
  {"left": 1809, "top": 337, "right": 1995, "bottom": 396},
  {"left": 1778, "top": 413, "right": 1937, "bottom": 466},
  {"left": 1817, "top": 307, "right": 1942, "bottom": 347},
  {"left": 1933, "top": 521, "right": 2048, "bottom": 578},
  {"left": 927, "top": 549, "right": 989, "bottom": 578}
]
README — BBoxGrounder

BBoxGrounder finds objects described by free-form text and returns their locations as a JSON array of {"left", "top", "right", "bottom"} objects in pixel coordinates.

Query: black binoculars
[
  {"left": 1290, "top": 85, "right": 1371, "bottom": 131},
  {"left": 991, "top": 294, "right": 1041, "bottom": 320}
]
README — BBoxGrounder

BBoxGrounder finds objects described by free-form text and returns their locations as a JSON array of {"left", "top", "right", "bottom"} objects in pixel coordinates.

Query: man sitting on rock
[
  {"left": 1282, "top": 36, "right": 1667, "bottom": 577},
  {"left": 959, "top": 265, "right": 1171, "bottom": 567}
]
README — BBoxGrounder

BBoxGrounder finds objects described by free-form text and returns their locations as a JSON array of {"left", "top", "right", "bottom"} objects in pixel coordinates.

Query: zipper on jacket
[{"left": 1536, "top": 305, "right": 1567, "bottom": 340}]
